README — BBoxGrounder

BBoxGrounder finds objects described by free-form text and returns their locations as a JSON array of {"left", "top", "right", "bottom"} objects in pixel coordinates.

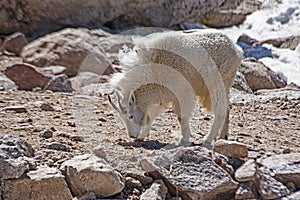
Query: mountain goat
[{"left": 109, "top": 29, "right": 243, "bottom": 146}]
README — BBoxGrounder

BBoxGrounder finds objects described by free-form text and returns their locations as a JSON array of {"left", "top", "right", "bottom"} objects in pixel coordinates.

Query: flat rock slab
[
  {"left": 213, "top": 139, "right": 248, "bottom": 158},
  {"left": 142, "top": 146, "right": 238, "bottom": 200},
  {"left": 257, "top": 153, "right": 300, "bottom": 189},
  {"left": 61, "top": 154, "right": 124, "bottom": 198},
  {"left": 1, "top": 166, "right": 72, "bottom": 200},
  {"left": 4, "top": 63, "right": 54, "bottom": 90},
  {"left": 235, "top": 159, "right": 257, "bottom": 182}
]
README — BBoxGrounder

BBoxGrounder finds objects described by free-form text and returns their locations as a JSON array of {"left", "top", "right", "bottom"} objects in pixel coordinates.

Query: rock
[
  {"left": 39, "top": 128, "right": 53, "bottom": 139},
  {"left": 200, "top": 0, "right": 262, "bottom": 28},
  {"left": 259, "top": 35, "right": 300, "bottom": 50},
  {"left": 234, "top": 182, "right": 256, "bottom": 200},
  {"left": 282, "top": 190, "right": 300, "bottom": 200},
  {"left": 0, "top": 32, "right": 28, "bottom": 55},
  {"left": 2, "top": 166, "right": 72, "bottom": 200},
  {"left": 1, "top": 0, "right": 258, "bottom": 36},
  {"left": 42, "top": 65, "right": 66, "bottom": 75},
  {"left": 237, "top": 33, "right": 259, "bottom": 46},
  {"left": 0, "top": 73, "right": 17, "bottom": 90},
  {"left": 21, "top": 28, "right": 118, "bottom": 77},
  {"left": 232, "top": 71, "right": 253, "bottom": 93},
  {"left": 61, "top": 154, "right": 124, "bottom": 198},
  {"left": 4, "top": 105, "right": 28, "bottom": 113},
  {"left": 213, "top": 139, "right": 248, "bottom": 158},
  {"left": 0, "top": 55, "right": 23, "bottom": 71},
  {"left": 142, "top": 146, "right": 238, "bottom": 200},
  {"left": 93, "top": 145, "right": 107, "bottom": 158},
  {"left": 257, "top": 153, "right": 300, "bottom": 189},
  {"left": 4, "top": 63, "right": 54, "bottom": 90},
  {"left": 237, "top": 41, "right": 273, "bottom": 60},
  {"left": 124, "top": 169, "right": 154, "bottom": 185},
  {"left": 70, "top": 135, "right": 84, "bottom": 142},
  {"left": 140, "top": 180, "right": 168, "bottom": 200},
  {"left": 73, "top": 191, "right": 97, "bottom": 200},
  {"left": 257, "top": 168, "right": 290, "bottom": 199},
  {"left": 44, "top": 74, "right": 73, "bottom": 92},
  {"left": 239, "top": 59, "right": 287, "bottom": 91},
  {"left": 235, "top": 159, "right": 257, "bottom": 182},
  {"left": 213, "top": 155, "right": 235, "bottom": 177},
  {"left": 0, "top": 134, "right": 34, "bottom": 179},
  {"left": 70, "top": 71, "right": 102, "bottom": 88},
  {"left": 125, "top": 177, "right": 142, "bottom": 188},
  {"left": 44, "top": 142, "right": 70, "bottom": 152},
  {"left": 31, "top": 101, "right": 55, "bottom": 111}
]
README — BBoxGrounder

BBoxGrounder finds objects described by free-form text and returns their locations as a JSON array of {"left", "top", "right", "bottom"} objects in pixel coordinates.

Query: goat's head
[{"left": 108, "top": 90, "right": 151, "bottom": 140}]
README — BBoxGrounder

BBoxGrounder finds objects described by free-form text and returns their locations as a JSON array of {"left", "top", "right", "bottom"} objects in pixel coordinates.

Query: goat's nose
[{"left": 129, "top": 135, "right": 137, "bottom": 139}]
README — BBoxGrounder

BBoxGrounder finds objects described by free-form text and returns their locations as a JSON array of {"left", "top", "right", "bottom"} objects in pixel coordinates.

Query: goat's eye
[{"left": 129, "top": 115, "right": 133, "bottom": 119}]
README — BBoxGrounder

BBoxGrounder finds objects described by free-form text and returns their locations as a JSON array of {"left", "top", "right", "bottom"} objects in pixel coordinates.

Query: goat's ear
[{"left": 128, "top": 90, "right": 136, "bottom": 106}]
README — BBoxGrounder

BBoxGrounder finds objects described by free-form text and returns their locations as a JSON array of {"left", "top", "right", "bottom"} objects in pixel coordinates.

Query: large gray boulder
[
  {"left": 0, "top": 0, "right": 260, "bottom": 36},
  {"left": 141, "top": 146, "right": 238, "bottom": 200}
]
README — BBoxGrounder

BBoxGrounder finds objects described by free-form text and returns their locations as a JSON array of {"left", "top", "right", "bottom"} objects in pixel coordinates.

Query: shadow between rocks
[{"left": 117, "top": 139, "right": 199, "bottom": 150}]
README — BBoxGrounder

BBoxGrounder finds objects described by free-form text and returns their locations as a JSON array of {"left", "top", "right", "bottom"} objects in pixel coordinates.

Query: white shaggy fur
[{"left": 110, "top": 29, "right": 243, "bottom": 146}]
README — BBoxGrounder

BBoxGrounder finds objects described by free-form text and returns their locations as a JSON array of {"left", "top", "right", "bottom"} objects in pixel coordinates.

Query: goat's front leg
[
  {"left": 178, "top": 116, "right": 191, "bottom": 146},
  {"left": 218, "top": 108, "right": 229, "bottom": 140}
]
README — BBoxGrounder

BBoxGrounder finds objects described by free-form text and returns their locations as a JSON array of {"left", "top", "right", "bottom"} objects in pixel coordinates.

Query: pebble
[
  {"left": 125, "top": 177, "right": 142, "bottom": 188},
  {"left": 39, "top": 128, "right": 53, "bottom": 139},
  {"left": 44, "top": 142, "right": 70, "bottom": 152},
  {"left": 93, "top": 145, "right": 107, "bottom": 158},
  {"left": 5, "top": 105, "right": 28, "bottom": 113}
]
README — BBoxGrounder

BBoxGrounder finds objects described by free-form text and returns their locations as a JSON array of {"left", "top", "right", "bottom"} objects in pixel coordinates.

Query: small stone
[
  {"left": 124, "top": 170, "right": 154, "bottom": 185},
  {"left": 44, "top": 142, "right": 70, "bottom": 152},
  {"left": 42, "top": 65, "right": 66, "bottom": 75},
  {"left": 213, "top": 139, "right": 248, "bottom": 158},
  {"left": 44, "top": 74, "right": 73, "bottom": 92},
  {"left": 5, "top": 105, "right": 28, "bottom": 113},
  {"left": 0, "top": 32, "right": 28, "bottom": 55},
  {"left": 93, "top": 145, "right": 107, "bottom": 158},
  {"left": 67, "top": 121, "right": 76, "bottom": 127},
  {"left": 235, "top": 159, "right": 257, "bottom": 182},
  {"left": 283, "top": 148, "right": 292, "bottom": 154},
  {"left": 39, "top": 128, "right": 53, "bottom": 139},
  {"left": 235, "top": 182, "right": 256, "bottom": 200},
  {"left": 70, "top": 135, "right": 84, "bottom": 142},
  {"left": 73, "top": 191, "right": 96, "bottom": 200},
  {"left": 140, "top": 180, "right": 168, "bottom": 200},
  {"left": 32, "top": 101, "right": 55, "bottom": 111},
  {"left": 126, "top": 177, "right": 142, "bottom": 188}
]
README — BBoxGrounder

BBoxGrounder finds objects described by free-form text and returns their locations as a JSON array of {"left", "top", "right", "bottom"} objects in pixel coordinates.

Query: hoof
[{"left": 201, "top": 141, "right": 212, "bottom": 150}]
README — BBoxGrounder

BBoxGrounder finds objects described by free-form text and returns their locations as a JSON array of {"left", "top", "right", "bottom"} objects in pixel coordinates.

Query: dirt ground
[{"left": 0, "top": 85, "right": 299, "bottom": 171}]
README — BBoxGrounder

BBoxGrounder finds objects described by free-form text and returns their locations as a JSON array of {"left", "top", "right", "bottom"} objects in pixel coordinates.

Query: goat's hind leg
[{"left": 202, "top": 105, "right": 227, "bottom": 146}]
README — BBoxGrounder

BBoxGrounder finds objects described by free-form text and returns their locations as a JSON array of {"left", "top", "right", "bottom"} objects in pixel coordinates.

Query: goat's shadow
[{"left": 117, "top": 139, "right": 200, "bottom": 150}]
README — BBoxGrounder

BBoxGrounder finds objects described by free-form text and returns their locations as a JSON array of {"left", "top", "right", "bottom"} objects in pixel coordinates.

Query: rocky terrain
[{"left": 1, "top": 0, "right": 300, "bottom": 199}]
